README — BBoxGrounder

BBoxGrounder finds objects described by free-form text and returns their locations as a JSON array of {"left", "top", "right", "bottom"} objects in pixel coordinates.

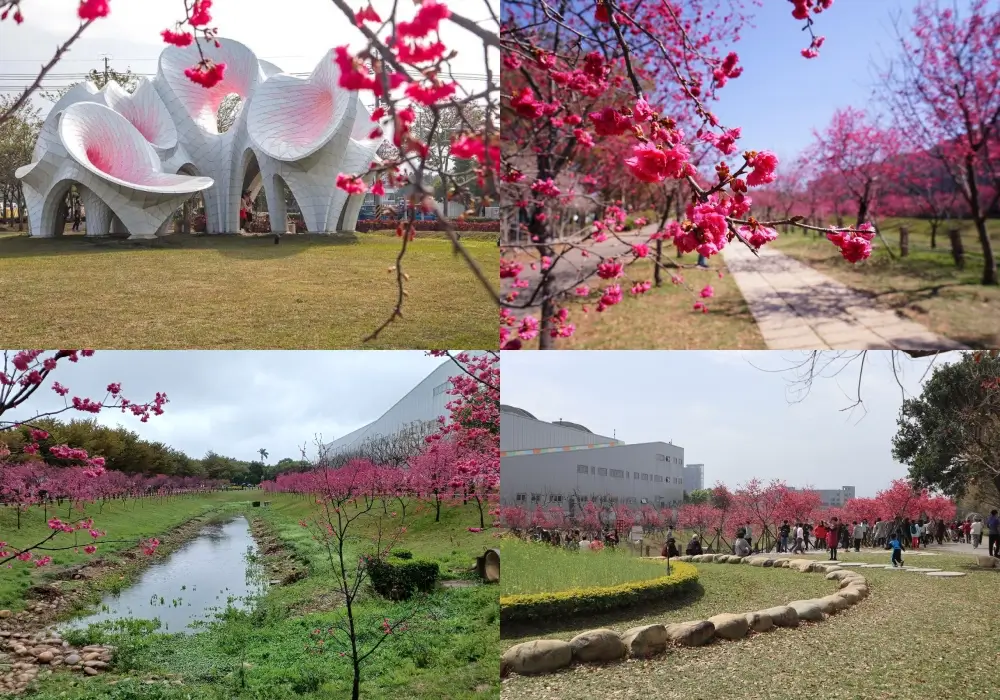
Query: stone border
[{"left": 500, "top": 555, "right": 870, "bottom": 677}]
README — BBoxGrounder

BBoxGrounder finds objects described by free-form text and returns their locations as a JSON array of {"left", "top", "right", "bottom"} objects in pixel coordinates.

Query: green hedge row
[
  {"left": 368, "top": 557, "right": 440, "bottom": 600},
  {"left": 499, "top": 560, "right": 699, "bottom": 624}
]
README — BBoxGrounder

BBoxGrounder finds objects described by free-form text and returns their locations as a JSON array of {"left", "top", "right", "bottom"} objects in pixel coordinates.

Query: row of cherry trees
[
  {"left": 1, "top": 350, "right": 170, "bottom": 566},
  {"left": 500, "top": 0, "right": 1000, "bottom": 348},
  {"left": 262, "top": 351, "right": 500, "bottom": 528},
  {"left": 501, "top": 478, "right": 957, "bottom": 550},
  {"left": 1, "top": 457, "right": 225, "bottom": 527}
]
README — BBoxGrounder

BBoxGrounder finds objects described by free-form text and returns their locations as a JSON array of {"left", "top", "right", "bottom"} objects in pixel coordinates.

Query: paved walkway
[{"left": 723, "top": 243, "right": 968, "bottom": 351}]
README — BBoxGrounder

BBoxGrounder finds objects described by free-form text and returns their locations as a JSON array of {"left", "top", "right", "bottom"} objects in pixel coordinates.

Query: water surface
[{"left": 63, "top": 516, "right": 264, "bottom": 634}]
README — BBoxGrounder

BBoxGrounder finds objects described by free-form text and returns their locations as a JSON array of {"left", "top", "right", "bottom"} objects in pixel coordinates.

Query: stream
[{"left": 61, "top": 515, "right": 265, "bottom": 635}]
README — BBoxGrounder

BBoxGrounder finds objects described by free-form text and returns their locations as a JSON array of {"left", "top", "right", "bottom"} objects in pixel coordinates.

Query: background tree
[
  {"left": 893, "top": 351, "right": 1000, "bottom": 498},
  {"left": 0, "top": 95, "right": 41, "bottom": 230},
  {"left": 880, "top": 0, "right": 1000, "bottom": 285}
]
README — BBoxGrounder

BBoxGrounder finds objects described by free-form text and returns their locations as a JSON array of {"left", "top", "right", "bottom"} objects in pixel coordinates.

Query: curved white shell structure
[{"left": 18, "top": 38, "right": 382, "bottom": 238}]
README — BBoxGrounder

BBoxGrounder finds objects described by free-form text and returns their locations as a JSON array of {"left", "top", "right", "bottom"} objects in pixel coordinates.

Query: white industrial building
[
  {"left": 789, "top": 485, "right": 857, "bottom": 507},
  {"left": 501, "top": 405, "right": 687, "bottom": 515},
  {"left": 325, "top": 358, "right": 466, "bottom": 455},
  {"left": 684, "top": 463, "right": 705, "bottom": 493}
]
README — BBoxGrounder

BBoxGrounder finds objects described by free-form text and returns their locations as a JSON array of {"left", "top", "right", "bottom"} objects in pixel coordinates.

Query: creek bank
[{"left": 0, "top": 509, "right": 250, "bottom": 694}]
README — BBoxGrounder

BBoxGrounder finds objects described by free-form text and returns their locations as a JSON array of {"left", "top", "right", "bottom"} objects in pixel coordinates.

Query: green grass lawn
[
  {"left": 771, "top": 217, "right": 1000, "bottom": 347},
  {"left": 3, "top": 493, "right": 500, "bottom": 700},
  {"left": 556, "top": 256, "right": 765, "bottom": 350},
  {"left": 501, "top": 550, "right": 998, "bottom": 700},
  {"left": 0, "top": 232, "right": 498, "bottom": 349},
  {"left": 500, "top": 539, "right": 668, "bottom": 596}
]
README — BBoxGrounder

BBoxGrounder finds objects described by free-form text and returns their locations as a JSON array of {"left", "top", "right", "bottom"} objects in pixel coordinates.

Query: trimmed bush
[
  {"left": 391, "top": 549, "right": 414, "bottom": 560},
  {"left": 355, "top": 218, "right": 500, "bottom": 233},
  {"left": 500, "top": 561, "right": 698, "bottom": 624},
  {"left": 368, "top": 557, "right": 440, "bottom": 600}
]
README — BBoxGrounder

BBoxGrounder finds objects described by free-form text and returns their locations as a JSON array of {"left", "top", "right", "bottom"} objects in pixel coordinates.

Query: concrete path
[{"left": 723, "top": 242, "right": 968, "bottom": 351}]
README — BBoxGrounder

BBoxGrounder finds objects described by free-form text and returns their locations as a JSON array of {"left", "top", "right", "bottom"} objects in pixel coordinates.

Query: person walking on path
[
  {"left": 987, "top": 510, "right": 1000, "bottom": 558},
  {"left": 793, "top": 523, "right": 805, "bottom": 553},
  {"left": 971, "top": 517, "right": 984, "bottom": 549},
  {"left": 889, "top": 535, "right": 904, "bottom": 567},
  {"left": 826, "top": 520, "right": 839, "bottom": 561}
]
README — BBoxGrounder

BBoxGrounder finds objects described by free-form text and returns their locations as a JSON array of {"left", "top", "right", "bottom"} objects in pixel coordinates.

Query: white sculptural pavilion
[{"left": 17, "top": 38, "right": 382, "bottom": 239}]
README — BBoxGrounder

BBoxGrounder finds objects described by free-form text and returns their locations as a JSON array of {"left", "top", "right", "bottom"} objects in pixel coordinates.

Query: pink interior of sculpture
[
  {"left": 160, "top": 40, "right": 258, "bottom": 133},
  {"left": 247, "top": 51, "right": 351, "bottom": 161},
  {"left": 60, "top": 103, "right": 209, "bottom": 191}
]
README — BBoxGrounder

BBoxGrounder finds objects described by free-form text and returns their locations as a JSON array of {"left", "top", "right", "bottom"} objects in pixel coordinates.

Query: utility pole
[{"left": 99, "top": 53, "right": 112, "bottom": 84}]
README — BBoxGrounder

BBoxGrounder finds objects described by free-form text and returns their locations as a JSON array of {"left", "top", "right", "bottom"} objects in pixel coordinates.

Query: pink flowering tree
[
  {"left": 499, "top": 0, "right": 879, "bottom": 348},
  {"left": 809, "top": 107, "right": 901, "bottom": 260},
  {"left": 295, "top": 458, "right": 414, "bottom": 700},
  {"left": 0, "top": 350, "right": 167, "bottom": 566},
  {"left": 408, "top": 437, "right": 457, "bottom": 522},
  {"left": 430, "top": 351, "right": 499, "bottom": 529},
  {"left": 0, "top": 0, "right": 228, "bottom": 127},
  {"left": 879, "top": 0, "right": 1000, "bottom": 285},
  {"left": 500, "top": 504, "right": 529, "bottom": 531}
]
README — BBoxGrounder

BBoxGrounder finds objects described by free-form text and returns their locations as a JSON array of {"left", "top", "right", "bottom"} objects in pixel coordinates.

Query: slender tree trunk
[
  {"left": 964, "top": 158, "right": 998, "bottom": 285},
  {"left": 929, "top": 220, "right": 938, "bottom": 249}
]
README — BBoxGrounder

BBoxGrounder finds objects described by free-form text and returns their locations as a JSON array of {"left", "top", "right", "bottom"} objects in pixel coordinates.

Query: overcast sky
[
  {"left": 7, "top": 351, "right": 447, "bottom": 463},
  {"left": 0, "top": 0, "right": 498, "bottom": 114},
  {"left": 500, "top": 350, "right": 964, "bottom": 498}
]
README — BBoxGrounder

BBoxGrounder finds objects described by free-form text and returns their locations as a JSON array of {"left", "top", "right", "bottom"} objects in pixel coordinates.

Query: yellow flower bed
[{"left": 500, "top": 560, "right": 699, "bottom": 624}]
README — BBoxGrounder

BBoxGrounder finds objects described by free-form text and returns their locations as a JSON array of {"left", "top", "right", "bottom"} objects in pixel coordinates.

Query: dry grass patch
[
  {"left": 0, "top": 232, "right": 498, "bottom": 349},
  {"left": 556, "top": 256, "right": 765, "bottom": 349}
]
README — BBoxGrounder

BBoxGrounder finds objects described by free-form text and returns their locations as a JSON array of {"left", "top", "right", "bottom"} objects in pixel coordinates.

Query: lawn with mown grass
[
  {"left": 771, "top": 217, "right": 1000, "bottom": 347},
  {"left": 0, "top": 232, "right": 498, "bottom": 349},
  {"left": 5, "top": 493, "right": 500, "bottom": 700},
  {"left": 555, "top": 255, "right": 765, "bottom": 350},
  {"left": 501, "top": 549, "right": 998, "bottom": 700},
  {"left": 500, "top": 538, "right": 669, "bottom": 596}
]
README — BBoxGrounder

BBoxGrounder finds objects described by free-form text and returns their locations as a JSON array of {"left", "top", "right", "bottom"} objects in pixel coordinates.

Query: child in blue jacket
[{"left": 888, "top": 536, "right": 904, "bottom": 567}]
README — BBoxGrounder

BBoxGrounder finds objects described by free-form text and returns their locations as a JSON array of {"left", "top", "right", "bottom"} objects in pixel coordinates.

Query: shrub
[
  {"left": 355, "top": 218, "right": 500, "bottom": 233},
  {"left": 367, "top": 557, "right": 440, "bottom": 600},
  {"left": 391, "top": 549, "right": 414, "bottom": 560},
  {"left": 499, "top": 560, "right": 698, "bottom": 624}
]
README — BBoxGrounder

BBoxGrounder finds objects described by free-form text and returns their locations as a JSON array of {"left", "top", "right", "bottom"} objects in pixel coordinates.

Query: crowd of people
[
  {"left": 520, "top": 526, "right": 621, "bottom": 551},
  {"left": 510, "top": 510, "right": 1000, "bottom": 561}
]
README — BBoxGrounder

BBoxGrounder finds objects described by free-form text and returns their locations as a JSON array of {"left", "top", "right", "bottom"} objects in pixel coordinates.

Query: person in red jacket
[
  {"left": 826, "top": 519, "right": 840, "bottom": 561},
  {"left": 815, "top": 521, "right": 827, "bottom": 553}
]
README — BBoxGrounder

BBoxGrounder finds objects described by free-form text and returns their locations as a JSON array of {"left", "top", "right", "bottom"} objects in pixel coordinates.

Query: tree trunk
[
  {"left": 654, "top": 238, "right": 663, "bottom": 287},
  {"left": 948, "top": 228, "right": 965, "bottom": 269},
  {"left": 964, "top": 157, "right": 998, "bottom": 284},
  {"left": 973, "top": 216, "right": 998, "bottom": 285},
  {"left": 929, "top": 221, "right": 938, "bottom": 249},
  {"left": 899, "top": 227, "right": 909, "bottom": 258}
]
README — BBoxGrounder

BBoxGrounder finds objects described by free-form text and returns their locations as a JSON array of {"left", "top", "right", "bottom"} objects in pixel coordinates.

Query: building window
[
  {"left": 656, "top": 454, "right": 666, "bottom": 461},
  {"left": 610, "top": 469, "right": 624, "bottom": 478},
  {"left": 549, "top": 494, "right": 563, "bottom": 503},
  {"left": 530, "top": 493, "right": 540, "bottom": 503},
  {"left": 597, "top": 467, "right": 608, "bottom": 476},
  {"left": 634, "top": 471, "right": 640, "bottom": 479},
  {"left": 654, "top": 475, "right": 663, "bottom": 483},
  {"left": 432, "top": 382, "right": 449, "bottom": 396},
  {"left": 642, "top": 473, "right": 649, "bottom": 481},
  {"left": 577, "top": 464, "right": 589, "bottom": 474},
  {"left": 591, "top": 466, "right": 596, "bottom": 475},
  {"left": 626, "top": 497, "right": 636, "bottom": 504},
  {"left": 515, "top": 493, "right": 526, "bottom": 502},
  {"left": 626, "top": 472, "right": 630, "bottom": 479}
]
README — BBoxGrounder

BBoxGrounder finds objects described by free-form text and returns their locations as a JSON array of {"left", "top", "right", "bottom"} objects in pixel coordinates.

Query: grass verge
[
  {"left": 771, "top": 217, "right": 1000, "bottom": 348},
  {"left": 0, "top": 233, "right": 498, "bottom": 349},
  {"left": 555, "top": 256, "right": 765, "bottom": 349}
]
